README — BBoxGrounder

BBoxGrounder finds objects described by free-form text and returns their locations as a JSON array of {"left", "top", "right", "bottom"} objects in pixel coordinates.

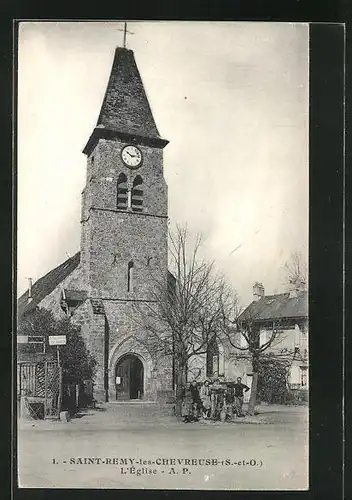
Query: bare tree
[
  {"left": 220, "top": 306, "right": 284, "bottom": 415},
  {"left": 282, "top": 251, "right": 308, "bottom": 291},
  {"left": 132, "top": 226, "right": 238, "bottom": 418}
]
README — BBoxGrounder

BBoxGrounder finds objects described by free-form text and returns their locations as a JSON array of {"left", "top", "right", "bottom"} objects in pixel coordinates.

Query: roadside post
[{"left": 49, "top": 335, "right": 66, "bottom": 419}]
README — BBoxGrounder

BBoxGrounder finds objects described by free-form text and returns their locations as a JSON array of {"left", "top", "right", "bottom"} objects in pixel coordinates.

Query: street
[{"left": 17, "top": 402, "right": 308, "bottom": 490}]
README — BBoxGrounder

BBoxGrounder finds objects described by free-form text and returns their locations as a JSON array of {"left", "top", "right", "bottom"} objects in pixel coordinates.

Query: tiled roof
[
  {"left": 17, "top": 252, "right": 81, "bottom": 319},
  {"left": 239, "top": 291, "right": 308, "bottom": 323}
]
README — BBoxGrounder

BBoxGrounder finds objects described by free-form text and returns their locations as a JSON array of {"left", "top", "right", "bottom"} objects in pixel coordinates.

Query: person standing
[
  {"left": 190, "top": 381, "right": 202, "bottom": 420},
  {"left": 181, "top": 383, "right": 194, "bottom": 423},
  {"left": 225, "top": 384, "right": 235, "bottom": 419},
  {"left": 200, "top": 380, "right": 211, "bottom": 418},
  {"left": 233, "top": 377, "right": 250, "bottom": 417}
]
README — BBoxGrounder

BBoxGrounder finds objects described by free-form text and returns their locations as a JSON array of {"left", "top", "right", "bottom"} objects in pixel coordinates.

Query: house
[
  {"left": 237, "top": 282, "right": 309, "bottom": 391},
  {"left": 185, "top": 280, "right": 308, "bottom": 403}
]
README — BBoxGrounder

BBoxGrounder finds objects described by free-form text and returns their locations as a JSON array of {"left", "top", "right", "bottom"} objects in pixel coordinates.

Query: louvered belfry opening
[
  {"left": 117, "top": 173, "right": 128, "bottom": 209},
  {"left": 127, "top": 260, "right": 134, "bottom": 292},
  {"left": 131, "top": 175, "right": 143, "bottom": 212}
]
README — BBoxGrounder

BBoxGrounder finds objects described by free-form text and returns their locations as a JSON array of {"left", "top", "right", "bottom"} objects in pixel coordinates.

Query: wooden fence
[{"left": 17, "top": 361, "right": 60, "bottom": 419}]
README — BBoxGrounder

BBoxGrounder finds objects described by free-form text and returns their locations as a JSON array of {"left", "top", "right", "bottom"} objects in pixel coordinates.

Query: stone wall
[
  {"left": 87, "top": 139, "right": 167, "bottom": 216},
  {"left": 88, "top": 210, "right": 168, "bottom": 299},
  {"left": 104, "top": 299, "right": 173, "bottom": 402},
  {"left": 81, "top": 136, "right": 168, "bottom": 301}
]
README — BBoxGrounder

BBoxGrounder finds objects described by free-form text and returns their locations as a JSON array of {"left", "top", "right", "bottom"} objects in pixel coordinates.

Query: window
[
  {"left": 300, "top": 367, "right": 308, "bottom": 388},
  {"left": 240, "top": 333, "right": 248, "bottom": 348},
  {"left": 260, "top": 329, "right": 267, "bottom": 347},
  {"left": 290, "top": 365, "right": 300, "bottom": 386},
  {"left": 117, "top": 173, "right": 128, "bottom": 209},
  {"left": 206, "top": 337, "right": 219, "bottom": 378},
  {"left": 131, "top": 175, "right": 143, "bottom": 212},
  {"left": 294, "top": 324, "right": 301, "bottom": 347},
  {"left": 127, "top": 261, "right": 134, "bottom": 292}
]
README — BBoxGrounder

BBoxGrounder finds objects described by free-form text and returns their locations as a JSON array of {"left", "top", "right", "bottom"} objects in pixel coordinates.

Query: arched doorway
[{"left": 115, "top": 354, "right": 144, "bottom": 400}]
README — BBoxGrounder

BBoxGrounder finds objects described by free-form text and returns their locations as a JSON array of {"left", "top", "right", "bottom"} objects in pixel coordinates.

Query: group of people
[{"left": 181, "top": 377, "right": 250, "bottom": 423}]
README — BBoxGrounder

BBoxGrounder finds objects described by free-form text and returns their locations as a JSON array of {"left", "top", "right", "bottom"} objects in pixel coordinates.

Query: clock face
[{"left": 121, "top": 145, "right": 142, "bottom": 168}]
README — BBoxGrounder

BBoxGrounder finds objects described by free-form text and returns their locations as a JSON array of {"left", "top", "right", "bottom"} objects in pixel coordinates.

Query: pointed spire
[{"left": 83, "top": 47, "right": 168, "bottom": 154}]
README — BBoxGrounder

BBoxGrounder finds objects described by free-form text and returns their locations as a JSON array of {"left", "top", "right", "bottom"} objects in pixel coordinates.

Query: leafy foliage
[
  {"left": 257, "top": 354, "right": 291, "bottom": 404},
  {"left": 17, "top": 308, "right": 97, "bottom": 384}
]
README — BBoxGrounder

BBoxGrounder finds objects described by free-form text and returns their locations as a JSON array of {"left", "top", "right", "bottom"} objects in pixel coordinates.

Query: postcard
[{"left": 17, "top": 21, "right": 309, "bottom": 490}]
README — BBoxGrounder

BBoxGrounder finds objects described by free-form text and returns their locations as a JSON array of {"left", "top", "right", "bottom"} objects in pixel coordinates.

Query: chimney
[
  {"left": 27, "top": 278, "right": 33, "bottom": 304},
  {"left": 253, "top": 282, "right": 265, "bottom": 301}
]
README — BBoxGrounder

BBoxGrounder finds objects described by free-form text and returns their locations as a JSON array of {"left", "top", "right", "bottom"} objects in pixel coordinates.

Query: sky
[{"left": 17, "top": 21, "right": 309, "bottom": 307}]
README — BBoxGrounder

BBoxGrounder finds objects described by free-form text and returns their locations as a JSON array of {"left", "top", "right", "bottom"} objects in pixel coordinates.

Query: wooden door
[
  {"left": 115, "top": 357, "right": 131, "bottom": 400},
  {"left": 115, "top": 355, "right": 144, "bottom": 400}
]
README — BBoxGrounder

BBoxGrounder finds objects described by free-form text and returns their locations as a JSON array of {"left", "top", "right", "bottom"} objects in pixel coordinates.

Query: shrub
[
  {"left": 17, "top": 308, "right": 97, "bottom": 386},
  {"left": 257, "top": 355, "right": 291, "bottom": 404}
]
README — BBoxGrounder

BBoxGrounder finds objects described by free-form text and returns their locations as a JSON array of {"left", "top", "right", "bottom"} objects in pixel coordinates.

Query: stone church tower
[{"left": 18, "top": 46, "right": 173, "bottom": 403}]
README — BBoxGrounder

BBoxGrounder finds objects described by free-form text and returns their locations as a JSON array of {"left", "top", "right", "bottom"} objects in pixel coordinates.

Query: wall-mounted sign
[
  {"left": 49, "top": 335, "right": 66, "bottom": 346},
  {"left": 28, "top": 336, "right": 45, "bottom": 343}
]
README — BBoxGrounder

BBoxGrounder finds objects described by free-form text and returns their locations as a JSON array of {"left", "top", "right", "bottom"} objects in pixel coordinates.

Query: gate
[{"left": 18, "top": 361, "right": 61, "bottom": 419}]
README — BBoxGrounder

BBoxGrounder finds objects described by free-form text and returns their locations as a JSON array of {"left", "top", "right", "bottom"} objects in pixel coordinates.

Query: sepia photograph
[{"left": 16, "top": 21, "right": 309, "bottom": 490}]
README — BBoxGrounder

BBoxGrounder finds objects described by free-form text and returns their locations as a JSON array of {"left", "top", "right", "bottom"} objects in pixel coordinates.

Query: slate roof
[
  {"left": 239, "top": 291, "right": 308, "bottom": 323},
  {"left": 17, "top": 252, "right": 81, "bottom": 319},
  {"left": 83, "top": 47, "right": 169, "bottom": 155},
  {"left": 97, "top": 47, "right": 161, "bottom": 138}
]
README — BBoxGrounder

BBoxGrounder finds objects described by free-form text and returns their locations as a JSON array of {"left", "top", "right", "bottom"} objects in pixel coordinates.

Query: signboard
[
  {"left": 49, "top": 335, "right": 66, "bottom": 346},
  {"left": 28, "top": 336, "right": 45, "bottom": 343},
  {"left": 17, "top": 336, "right": 44, "bottom": 344},
  {"left": 17, "top": 336, "right": 28, "bottom": 344}
]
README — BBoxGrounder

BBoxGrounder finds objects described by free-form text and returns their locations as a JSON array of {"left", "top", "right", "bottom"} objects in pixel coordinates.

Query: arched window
[
  {"left": 117, "top": 173, "right": 128, "bottom": 209},
  {"left": 127, "top": 261, "right": 134, "bottom": 292},
  {"left": 206, "top": 336, "right": 219, "bottom": 378},
  {"left": 131, "top": 175, "right": 143, "bottom": 212}
]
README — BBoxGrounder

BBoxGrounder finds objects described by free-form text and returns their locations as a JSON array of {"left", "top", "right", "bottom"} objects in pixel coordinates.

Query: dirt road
[{"left": 17, "top": 402, "right": 308, "bottom": 490}]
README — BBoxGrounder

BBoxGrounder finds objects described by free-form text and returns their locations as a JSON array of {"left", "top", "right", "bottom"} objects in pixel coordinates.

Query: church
[
  {"left": 18, "top": 40, "right": 308, "bottom": 404},
  {"left": 18, "top": 43, "right": 173, "bottom": 403}
]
